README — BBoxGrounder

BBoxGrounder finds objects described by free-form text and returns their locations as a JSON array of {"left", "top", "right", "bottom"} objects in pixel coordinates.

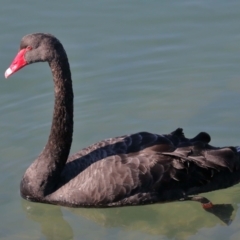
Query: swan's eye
[{"left": 26, "top": 46, "right": 32, "bottom": 51}]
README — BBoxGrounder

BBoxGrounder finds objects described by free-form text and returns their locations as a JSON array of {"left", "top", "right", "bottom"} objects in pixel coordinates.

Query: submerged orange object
[{"left": 202, "top": 202, "right": 214, "bottom": 209}]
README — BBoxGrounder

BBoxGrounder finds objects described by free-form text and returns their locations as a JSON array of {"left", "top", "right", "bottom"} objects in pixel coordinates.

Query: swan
[{"left": 4, "top": 33, "right": 240, "bottom": 208}]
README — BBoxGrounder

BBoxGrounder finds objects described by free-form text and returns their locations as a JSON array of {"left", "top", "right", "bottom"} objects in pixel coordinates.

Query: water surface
[{"left": 1, "top": 1, "right": 240, "bottom": 239}]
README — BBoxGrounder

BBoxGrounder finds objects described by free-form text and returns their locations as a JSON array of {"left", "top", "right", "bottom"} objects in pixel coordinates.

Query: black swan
[{"left": 4, "top": 33, "right": 240, "bottom": 208}]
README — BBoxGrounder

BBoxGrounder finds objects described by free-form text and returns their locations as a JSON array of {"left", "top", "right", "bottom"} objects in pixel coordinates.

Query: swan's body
[{"left": 5, "top": 33, "right": 240, "bottom": 208}]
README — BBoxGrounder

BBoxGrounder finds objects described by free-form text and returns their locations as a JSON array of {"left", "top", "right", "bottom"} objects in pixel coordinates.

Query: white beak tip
[{"left": 5, "top": 68, "right": 13, "bottom": 79}]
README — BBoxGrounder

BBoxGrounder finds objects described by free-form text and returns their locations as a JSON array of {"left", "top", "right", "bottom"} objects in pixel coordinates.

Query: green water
[{"left": 1, "top": 1, "right": 240, "bottom": 239}]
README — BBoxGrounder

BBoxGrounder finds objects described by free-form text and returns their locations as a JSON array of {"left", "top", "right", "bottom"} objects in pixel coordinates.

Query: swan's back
[{"left": 44, "top": 128, "right": 240, "bottom": 207}]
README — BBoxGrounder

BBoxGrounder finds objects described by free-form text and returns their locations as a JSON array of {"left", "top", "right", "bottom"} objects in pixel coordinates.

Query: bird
[{"left": 4, "top": 33, "right": 240, "bottom": 208}]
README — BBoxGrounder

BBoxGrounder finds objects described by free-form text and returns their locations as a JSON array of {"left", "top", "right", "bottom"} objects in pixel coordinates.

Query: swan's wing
[
  {"left": 52, "top": 151, "right": 172, "bottom": 206},
  {"left": 50, "top": 132, "right": 240, "bottom": 206},
  {"left": 62, "top": 128, "right": 185, "bottom": 181},
  {"left": 54, "top": 128, "right": 240, "bottom": 206},
  {"left": 61, "top": 128, "right": 214, "bottom": 185},
  {"left": 160, "top": 143, "right": 240, "bottom": 196}
]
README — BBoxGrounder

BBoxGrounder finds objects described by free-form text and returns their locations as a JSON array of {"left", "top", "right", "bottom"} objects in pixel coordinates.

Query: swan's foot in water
[{"left": 180, "top": 195, "right": 213, "bottom": 209}]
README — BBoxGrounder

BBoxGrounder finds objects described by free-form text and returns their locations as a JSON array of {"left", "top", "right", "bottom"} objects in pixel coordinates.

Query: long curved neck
[
  {"left": 21, "top": 48, "right": 74, "bottom": 198},
  {"left": 43, "top": 53, "right": 74, "bottom": 167}
]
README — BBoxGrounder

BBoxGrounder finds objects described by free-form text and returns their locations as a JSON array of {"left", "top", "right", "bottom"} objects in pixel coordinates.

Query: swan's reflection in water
[
  {"left": 21, "top": 198, "right": 237, "bottom": 240},
  {"left": 22, "top": 201, "right": 73, "bottom": 240}
]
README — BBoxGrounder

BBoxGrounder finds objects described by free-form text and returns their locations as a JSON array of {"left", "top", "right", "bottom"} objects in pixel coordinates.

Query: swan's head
[{"left": 5, "top": 33, "right": 64, "bottom": 78}]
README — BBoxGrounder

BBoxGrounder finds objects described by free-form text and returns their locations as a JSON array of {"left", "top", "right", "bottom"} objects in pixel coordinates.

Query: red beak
[{"left": 5, "top": 48, "right": 28, "bottom": 78}]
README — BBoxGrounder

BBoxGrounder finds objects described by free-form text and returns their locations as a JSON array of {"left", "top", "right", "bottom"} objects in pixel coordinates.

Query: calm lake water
[{"left": 1, "top": 1, "right": 240, "bottom": 239}]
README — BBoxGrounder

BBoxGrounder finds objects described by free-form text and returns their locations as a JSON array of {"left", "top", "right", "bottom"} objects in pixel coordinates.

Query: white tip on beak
[{"left": 5, "top": 68, "right": 13, "bottom": 79}]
